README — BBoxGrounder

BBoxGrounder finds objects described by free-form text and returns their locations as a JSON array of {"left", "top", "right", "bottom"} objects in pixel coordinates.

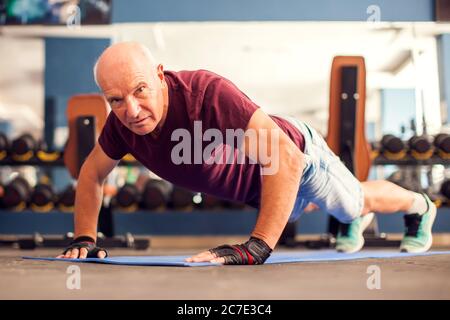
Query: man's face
[{"left": 99, "top": 64, "right": 166, "bottom": 136}]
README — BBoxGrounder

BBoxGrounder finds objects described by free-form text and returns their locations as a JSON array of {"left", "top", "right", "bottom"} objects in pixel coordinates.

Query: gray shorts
[{"left": 280, "top": 115, "right": 364, "bottom": 223}]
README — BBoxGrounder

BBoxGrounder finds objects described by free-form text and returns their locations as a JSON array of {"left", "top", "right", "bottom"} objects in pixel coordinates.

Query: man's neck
[{"left": 150, "top": 81, "right": 169, "bottom": 139}]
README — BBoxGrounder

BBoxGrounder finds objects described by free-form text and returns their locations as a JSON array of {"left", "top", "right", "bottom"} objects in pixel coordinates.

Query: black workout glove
[
  {"left": 63, "top": 236, "right": 108, "bottom": 258},
  {"left": 209, "top": 237, "right": 272, "bottom": 265}
]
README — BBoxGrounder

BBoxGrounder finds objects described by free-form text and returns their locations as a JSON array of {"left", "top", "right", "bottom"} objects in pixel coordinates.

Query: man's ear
[{"left": 157, "top": 64, "right": 165, "bottom": 81}]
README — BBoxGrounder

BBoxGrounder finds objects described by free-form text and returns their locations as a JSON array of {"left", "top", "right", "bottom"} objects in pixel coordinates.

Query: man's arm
[
  {"left": 187, "top": 109, "right": 305, "bottom": 264},
  {"left": 58, "top": 143, "right": 119, "bottom": 259},
  {"left": 245, "top": 109, "right": 305, "bottom": 249}
]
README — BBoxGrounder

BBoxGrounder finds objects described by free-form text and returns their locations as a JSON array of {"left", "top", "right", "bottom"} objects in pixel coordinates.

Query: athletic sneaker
[
  {"left": 335, "top": 212, "right": 374, "bottom": 253},
  {"left": 400, "top": 194, "right": 436, "bottom": 253}
]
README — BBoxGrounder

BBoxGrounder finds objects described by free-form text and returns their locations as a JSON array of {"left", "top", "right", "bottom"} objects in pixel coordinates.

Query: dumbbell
[
  {"left": 440, "top": 179, "right": 450, "bottom": 201},
  {"left": 114, "top": 183, "right": 140, "bottom": 212},
  {"left": 369, "top": 141, "right": 381, "bottom": 159},
  {"left": 36, "top": 140, "right": 61, "bottom": 163},
  {"left": 381, "top": 134, "right": 406, "bottom": 160},
  {"left": 434, "top": 133, "right": 450, "bottom": 159},
  {"left": 2, "top": 176, "right": 32, "bottom": 210},
  {"left": 0, "top": 132, "right": 9, "bottom": 161},
  {"left": 11, "top": 133, "right": 37, "bottom": 162},
  {"left": 409, "top": 135, "right": 433, "bottom": 160},
  {"left": 122, "top": 153, "right": 137, "bottom": 163},
  {"left": 199, "top": 193, "right": 224, "bottom": 209},
  {"left": 141, "top": 179, "right": 172, "bottom": 210},
  {"left": 57, "top": 184, "right": 76, "bottom": 212},
  {"left": 170, "top": 186, "right": 195, "bottom": 211},
  {"left": 30, "top": 183, "right": 56, "bottom": 212}
]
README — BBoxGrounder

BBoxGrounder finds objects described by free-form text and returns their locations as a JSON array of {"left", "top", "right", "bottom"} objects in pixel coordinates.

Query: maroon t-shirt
[{"left": 98, "top": 70, "right": 305, "bottom": 208}]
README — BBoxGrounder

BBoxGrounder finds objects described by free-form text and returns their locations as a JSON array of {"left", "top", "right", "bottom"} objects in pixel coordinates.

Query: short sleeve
[
  {"left": 98, "top": 112, "right": 128, "bottom": 160},
  {"left": 202, "top": 77, "right": 260, "bottom": 134}
]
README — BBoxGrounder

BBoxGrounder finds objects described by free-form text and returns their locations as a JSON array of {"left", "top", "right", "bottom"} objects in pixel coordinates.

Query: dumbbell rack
[
  {"left": 372, "top": 154, "right": 450, "bottom": 166},
  {"left": 0, "top": 122, "right": 149, "bottom": 251},
  {"left": 372, "top": 147, "right": 450, "bottom": 201}
]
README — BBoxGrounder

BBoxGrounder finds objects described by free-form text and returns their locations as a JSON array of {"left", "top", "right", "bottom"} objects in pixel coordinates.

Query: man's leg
[
  {"left": 281, "top": 116, "right": 436, "bottom": 253},
  {"left": 361, "top": 180, "right": 437, "bottom": 253},
  {"left": 282, "top": 118, "right": 374, "bottom": 253},
  {"left": 360, "top": 180, "right": 414, "bottom": 214}
]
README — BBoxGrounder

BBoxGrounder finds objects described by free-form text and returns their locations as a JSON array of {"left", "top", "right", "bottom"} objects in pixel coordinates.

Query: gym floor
[{"left": 1, "top": 238, "right": 450, "bottom": 300}]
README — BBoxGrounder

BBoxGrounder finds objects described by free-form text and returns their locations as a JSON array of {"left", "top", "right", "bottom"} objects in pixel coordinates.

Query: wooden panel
[
  {"left": 64, "top": 94, "right": 110, "bottom": 179},
  {"left": 326, "top": 56, "right": 371, "bottom": 182}
]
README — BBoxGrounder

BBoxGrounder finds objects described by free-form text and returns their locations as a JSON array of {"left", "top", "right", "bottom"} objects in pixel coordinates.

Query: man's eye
[
  {"left": 137, "top": 86, "right": 146, "bottom": 93},
  {"left": 110, "top": 99, "right": 121, "bottom": 105}
]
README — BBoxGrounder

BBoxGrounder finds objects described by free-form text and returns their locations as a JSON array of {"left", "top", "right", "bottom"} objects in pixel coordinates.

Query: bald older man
[{"left": 59, "top": 42, "right": 436, "bottom": 264}]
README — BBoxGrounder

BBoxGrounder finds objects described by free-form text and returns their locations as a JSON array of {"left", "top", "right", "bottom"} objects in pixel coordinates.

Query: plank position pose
[{"left": 59, "top": 42, "right": 436, "bottom": 264}]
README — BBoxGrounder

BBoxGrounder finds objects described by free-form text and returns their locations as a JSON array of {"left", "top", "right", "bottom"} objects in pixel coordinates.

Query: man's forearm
[
  {"left": 251, "top": 149, "right": 305, "bottom": 249},
  {"left": 74, "top": 168, "right": 105, "bottom": 241}
]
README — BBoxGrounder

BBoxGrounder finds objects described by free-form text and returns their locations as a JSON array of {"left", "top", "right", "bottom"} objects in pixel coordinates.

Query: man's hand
[
  {"left": 56, "top": 236, "right": 108, "bottom": 259},
  {"left": 186, "top": 237, "right": 272, "bottom": 265}
]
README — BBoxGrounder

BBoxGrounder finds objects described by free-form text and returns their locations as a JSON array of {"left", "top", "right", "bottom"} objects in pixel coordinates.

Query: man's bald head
[{"left": 93, "top": 41, "right": 157, "bottom": 88}]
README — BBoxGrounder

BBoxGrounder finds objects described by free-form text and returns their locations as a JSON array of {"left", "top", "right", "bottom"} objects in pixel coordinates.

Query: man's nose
[{"left": 125, "top": 97, "right": 141, "bottom": 118}]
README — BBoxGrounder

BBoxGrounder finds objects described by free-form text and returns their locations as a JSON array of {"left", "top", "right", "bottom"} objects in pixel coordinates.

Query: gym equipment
[
  {"left": 30, "top": 182, "right": 56, "bottom": 212},
  {"left": 369, "top": 141, "right": 380, "bottom": 159},
  {"left": 36, "top": 140, "right": 61, "bottom": 163},
  {"left": 23, "top": 250, "right": 450, "bottom": 267},
  {"left": 64, "top": 94, "right": 109, "bottom": 179},
  {"left": 0, "top": 132, "right": 9, "bottom": 160},
  {"left": 2, "top": 176, "right": 32, "bottom": 210},
  {"left": 170, "top": 186, "right": 195, "bottom": 210},
  {"left": 381, "top": 134, "right": 406, "bottom": 160},
  {"left": 141, "top": 179, "right": 172, "bottom": 210},
  {"left": 409, "top": 135, "right": 433, "bottom": 160},
  {"left": 440, "top": 179, "right": 450, "bottom": 200},
  {"left": 11, "top": 133, "right": 37, "bottom": 162},
  {"left": 57, "top": 184, "right": 76, "bottom": 212},
  {"left": 434, "top": 133, "right": 450, "bottom": 159},
  {"left": 199, "top": 193, "right": 224, "bottom": 209},
  {"left": 279, "top": 56, "right": 400, "bottom": 249},
  {"left": 0, "top": 132, "right": 63, "bottom": 165},
  {"left": 326, "top": 56, "right": 399, "bottom": 247},
  {"left": 16, "top": 94, "right": 149, "bottom": 251},
  {"left": 113, "top": 183, "right": 141, "bottom": 212},
  {"left": 386, "top": 169, "right": 422, "bottom": 193},
  {"left": 327, "top": 56, "right": 371, "bottom": 181},
  {"left": 122, "top": 153, "right": 138, "bottom": 164},
  {"left": 16, "top": 232, "right": 148, "bottom": 250}
]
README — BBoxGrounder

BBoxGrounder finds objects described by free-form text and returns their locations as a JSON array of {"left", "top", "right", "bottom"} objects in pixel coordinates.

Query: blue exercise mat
[{"left": 23, "top": 250, "right": 450, "bottom": 267}]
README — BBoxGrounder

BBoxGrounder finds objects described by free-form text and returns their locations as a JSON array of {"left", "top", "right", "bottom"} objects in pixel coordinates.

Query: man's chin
[
  {"left": 135, "top": 128, "right": 153, "bottom": 136},
  {"left": 129, "top": 125, "right": 154, "bottom": 136}
]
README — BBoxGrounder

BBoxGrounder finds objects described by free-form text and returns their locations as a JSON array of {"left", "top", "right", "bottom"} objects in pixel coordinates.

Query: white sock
[{"left": 406, "top": 192, "right": 428, "bottom": 215}]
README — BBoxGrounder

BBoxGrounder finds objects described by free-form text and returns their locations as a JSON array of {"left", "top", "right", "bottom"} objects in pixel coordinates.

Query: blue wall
[
  {"left": 44, "top": 37, "right": 110, "bottom": 149},
  {"left": 438, "top": 34, "right": 450, "bottom": 124},
  {"left": 112, "top": 0, "right": 435, "bottom": 23},
  {"left": 44, "top": 38, "right": 109, "bottom": 97},
  {"left": 3, "top": 208, "right": 450, "bottom": 235}
]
